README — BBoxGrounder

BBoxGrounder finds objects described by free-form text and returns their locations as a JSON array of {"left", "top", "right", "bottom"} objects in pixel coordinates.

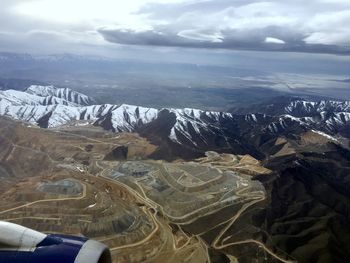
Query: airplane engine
[{"left": 0, "top": 221, "right": 111, "bottom": 263}]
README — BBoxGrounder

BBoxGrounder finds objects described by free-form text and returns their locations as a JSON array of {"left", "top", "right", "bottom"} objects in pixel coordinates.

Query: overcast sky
[{"left": 1, "top": 0, "right": 350, "bottom": 55}]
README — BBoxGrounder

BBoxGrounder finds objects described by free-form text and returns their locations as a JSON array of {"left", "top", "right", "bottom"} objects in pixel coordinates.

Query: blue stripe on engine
[
  {"left": 0, "top": 244, "right": 79, "bottom": 263},
  {"left": 0, "top": 234, "right": 89, "bottom": 263}
]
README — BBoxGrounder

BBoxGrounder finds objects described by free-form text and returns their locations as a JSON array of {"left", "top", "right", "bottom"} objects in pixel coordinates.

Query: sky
[{"left": 1, "top": 0, "right": 350, "bottom": 56}]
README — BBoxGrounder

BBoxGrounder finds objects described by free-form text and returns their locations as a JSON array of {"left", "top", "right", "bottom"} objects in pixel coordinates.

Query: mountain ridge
[{"left": 0, "top": 86, "right": 349, "bottom": 160}]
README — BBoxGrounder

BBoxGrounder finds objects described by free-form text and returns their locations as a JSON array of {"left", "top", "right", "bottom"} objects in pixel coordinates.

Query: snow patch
[{"left": 311, "top": 130, "right": 338, "bottom": 142}]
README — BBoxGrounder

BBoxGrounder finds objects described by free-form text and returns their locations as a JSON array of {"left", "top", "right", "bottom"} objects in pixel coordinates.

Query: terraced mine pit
[
  {"left": 0, "top": 117, "right": 296, "bottom": 262},
  {"left": 94, "top": 154, "right": 295, "bottom": 262},
  {"left": 37, "top": 179, "right": 83, "bottom": 195}
]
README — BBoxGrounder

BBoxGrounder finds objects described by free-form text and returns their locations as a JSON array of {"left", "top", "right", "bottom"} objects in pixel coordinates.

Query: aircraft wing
[{"left": 0, "top": 221, "right": 111, "bottom": 263}]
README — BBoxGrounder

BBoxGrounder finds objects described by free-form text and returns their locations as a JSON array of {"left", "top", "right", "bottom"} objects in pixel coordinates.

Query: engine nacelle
[{"left": 0, "top": 221, "right": 111, "bottom": 263}]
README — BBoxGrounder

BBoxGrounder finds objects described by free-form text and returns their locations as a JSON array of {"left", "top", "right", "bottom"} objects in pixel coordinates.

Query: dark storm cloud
[
  {"left": 98, "top": 0, "right": 350, "bottom": 54},
  {"left": 99, "top": 26, "right": 297, "bottom": 48},
  {"left": 98, "top": 27, "right": 350, "bottom": 55}
]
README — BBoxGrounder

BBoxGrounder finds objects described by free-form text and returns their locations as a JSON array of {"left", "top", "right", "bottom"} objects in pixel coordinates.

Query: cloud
[
  {"left": 177, "top": 29, "right": 224, "bottom": 43},
  {"left": 303, "top": 10, "right": 350, "bottom": 45},
  {"left": 0, "top": 0, "right": 350, "bottom": 55},
  {"left": 265, "top": 37, "right": 286, "bottom": 44},
  {"left": 98, "top": 26, "right": 350, "bottom": 54},
  {"left": 98, "top": 0, "right": 350, "bottom": 54}
]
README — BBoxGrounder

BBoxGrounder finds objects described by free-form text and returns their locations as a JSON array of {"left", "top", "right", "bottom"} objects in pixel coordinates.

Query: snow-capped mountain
[
  {"left": 25, "top": 85, "right": 94, "bottom": 106},
  {"left": 231, "top": 97, "right": 350, "bottom": 116},
  {"left": 0, "top": 85, "right": 94, "bottom": 107},
  {"left": 282, "top": 100, "right": 350, "bottom": 136},
  {"left": 0, "top": 87, "right": 349, "bottom": 159},
  {"left": 0, "top": 88, "right": 254, "bottom": 153},
  {"left": 284, "top": 100, "right": 350, "bottom": 116}
]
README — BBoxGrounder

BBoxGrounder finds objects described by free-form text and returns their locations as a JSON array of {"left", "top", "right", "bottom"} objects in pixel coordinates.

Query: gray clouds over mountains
[
  {"left": 1, "top": 0, "right": 350, "bottom": 54},
  {"left": 98, "top": 0, "right": 350, "bottom": 54}
]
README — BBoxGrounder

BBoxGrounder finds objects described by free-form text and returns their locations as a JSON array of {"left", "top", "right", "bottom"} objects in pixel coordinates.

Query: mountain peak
[{"left": 25, "top": 85, "right": 94, "bottom": 106}]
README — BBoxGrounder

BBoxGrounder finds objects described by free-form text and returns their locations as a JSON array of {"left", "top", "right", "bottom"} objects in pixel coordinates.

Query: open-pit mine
[{"left": 0, "top": 116, "right": 296, "bottom": 263}]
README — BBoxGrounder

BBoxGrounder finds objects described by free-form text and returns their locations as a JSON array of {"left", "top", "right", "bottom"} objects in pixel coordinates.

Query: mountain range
[{"left": 0, "top": 85, "right": 349, "bottom": 159}]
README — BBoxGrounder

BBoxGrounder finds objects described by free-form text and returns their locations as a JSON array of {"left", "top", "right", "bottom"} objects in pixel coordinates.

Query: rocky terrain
[
  {"left": 1, "top": 86, "right": 349, "bottom": 160},
  {"left": 1, "top": 85, "right": 350, "bottom": 262},
  {"left": 0, "top": 116, "right": 271, "bottom": 263}
]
